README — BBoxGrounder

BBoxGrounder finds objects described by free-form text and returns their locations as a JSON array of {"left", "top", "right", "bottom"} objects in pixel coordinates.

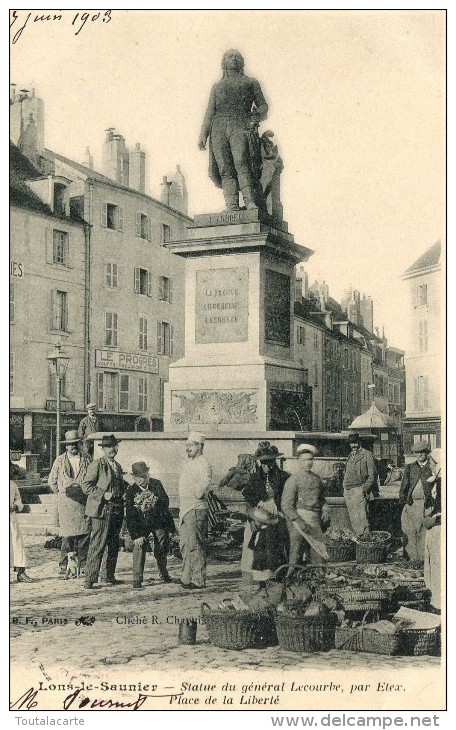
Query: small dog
[{"left": 64, "top": 552, "right": 80, "bottom": 579}]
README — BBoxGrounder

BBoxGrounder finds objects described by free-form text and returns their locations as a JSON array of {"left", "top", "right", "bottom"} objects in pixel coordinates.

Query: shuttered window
[{"left": 105, "top": 312, "right": 118, "bottom": 346}]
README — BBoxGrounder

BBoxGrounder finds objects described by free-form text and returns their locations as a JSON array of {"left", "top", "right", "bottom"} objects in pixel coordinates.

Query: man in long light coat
[
  {"left": 48, "top": 430, "right": 91, "bottom": 574},
  {"left": 178, "top": 432, "right": 212, "bottom": 589}
]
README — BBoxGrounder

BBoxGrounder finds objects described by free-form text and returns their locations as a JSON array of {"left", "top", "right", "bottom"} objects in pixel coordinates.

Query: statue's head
[{"left": 221, "top": 49, "right": 244, "bottom": 75}]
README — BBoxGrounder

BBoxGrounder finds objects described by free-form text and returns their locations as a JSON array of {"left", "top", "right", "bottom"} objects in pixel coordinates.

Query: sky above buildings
[{"left": 10, "top": 9, "right": 445, "bottom": 349}]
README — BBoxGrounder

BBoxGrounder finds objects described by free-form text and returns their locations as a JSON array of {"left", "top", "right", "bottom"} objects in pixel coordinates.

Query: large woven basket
[
  {"left": 400, "top": 627, "right": 441, "bottom": 656},
  {"left": 326, "top": 541, "right": 356, "bottom": 563},
  {"left": 201, "top": 604, "right": 277, "bottom": 650},
  {"left": 335, "top": 625, "right": 403, "bottom": 655},
  {"left": 356, "top": 532, "right": 391, "bottom": 564},
  {"left": 275, "top": 611, "right": 337, "bottom": 653}
]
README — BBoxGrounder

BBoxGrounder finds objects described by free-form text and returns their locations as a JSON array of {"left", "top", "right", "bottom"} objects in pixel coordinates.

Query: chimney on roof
[
  {"left": 168, "top": 165, "right": 188, "bottom": 214},
  {"left": 129, "top": 142, "right": 146, "bottom": 193},
  {"left": 161, "top": 176, "right": 172, "bottom": 206},
  {"left": 102, "top": 128, "right": 129, "bottom": 185},
  {"left": 10, "top": 85, "right": 45, "bottom": 163},
  {"left": 84, "top": 147, "right": 93, "bottom": 169}
]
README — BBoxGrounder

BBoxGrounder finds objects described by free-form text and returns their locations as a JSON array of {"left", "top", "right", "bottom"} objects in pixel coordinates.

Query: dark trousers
[
  {"left": 59, "top": 533, "right": 90, "bottom": 569},
  {"left": 132, "top": 529, "right": 169, "bottom": 585},
  {"left": 84, "top": 504, "right": 124, "bottom": 585}
]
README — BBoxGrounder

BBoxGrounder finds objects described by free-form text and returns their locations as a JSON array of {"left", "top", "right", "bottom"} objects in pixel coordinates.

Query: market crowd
[{"left": 10, "top": 405, "right": 442, "bottom": 613}]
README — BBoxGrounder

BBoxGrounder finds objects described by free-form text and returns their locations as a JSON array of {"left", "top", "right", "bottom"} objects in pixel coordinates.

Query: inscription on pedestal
[
  {"left": 195, "top": 266, "right": 249, "bottom": 343},
  {"left": 171, "top": 389, "right": 258, "bottom": 425}
]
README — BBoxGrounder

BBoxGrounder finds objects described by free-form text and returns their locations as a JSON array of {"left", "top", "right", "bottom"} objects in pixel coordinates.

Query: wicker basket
[
  {"left": 356, "top": 532, "right": 391, "bottom": 564},
  {"left": 325, "top": 541, "right": 356, "bottom": 563},
  {"left": 335, "top": 625, "right": 403, "bottom": 655},
  {"left": 316, "top": 587, "right": 391, "bottom": 612},
  {"left": 275, "top": 611, "right": 337, "bottom": 653},
  {"left": 400, "top": 627, "right": 441, "bottom": 656},
  {"left": 201, "top": 604, "right": 277, "bottom": 650}
]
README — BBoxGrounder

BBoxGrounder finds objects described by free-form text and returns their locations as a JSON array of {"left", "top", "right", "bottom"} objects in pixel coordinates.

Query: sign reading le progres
[
  {"left": 195, "top": 266, "right": 249, "bottom": 343},
  {"left": 95, "top": 349, "right": 159, "bottom": 373}
]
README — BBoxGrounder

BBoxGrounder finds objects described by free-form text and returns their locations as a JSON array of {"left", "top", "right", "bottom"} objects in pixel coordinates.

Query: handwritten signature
[
  {"left": 10, "top": 10, "right": 112, "bottom": 45},
  {"left": 10, "top": 687, "right": 184, "bottom": 711}
]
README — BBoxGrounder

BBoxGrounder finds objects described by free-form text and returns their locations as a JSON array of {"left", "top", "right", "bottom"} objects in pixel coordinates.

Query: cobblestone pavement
[{"left": 10, "top": 537, "right": 441, "bottom": 674}]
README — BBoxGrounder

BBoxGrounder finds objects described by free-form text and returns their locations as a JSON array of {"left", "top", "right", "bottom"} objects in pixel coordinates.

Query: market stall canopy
[{"left": 348, "top": 402, "right": 397, "bottom": 431}]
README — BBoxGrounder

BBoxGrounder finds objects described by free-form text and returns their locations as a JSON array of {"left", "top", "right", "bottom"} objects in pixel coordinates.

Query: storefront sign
[
  {"left": 10, "top": 260, "right": 24, "bottom": 278},
  {"left": 46, "top": 400, "right": 75, "bottom": 412},
  {"left": 95, "top": 349, "right": 159, "bottom": 373}
]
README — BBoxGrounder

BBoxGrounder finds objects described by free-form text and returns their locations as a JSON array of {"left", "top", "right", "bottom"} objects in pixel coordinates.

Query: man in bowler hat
[
  {"left": 342, "top": 432, "right": 376, "bottom": 537},
  {"left": 82, "top": 434, "right": 126, "bottom": 588},
  {"left": 125, "top": 461, "right": 175, "bottom": 589},
  {"left": 399, "top": 440, "right": 435, "bottom": 564}
]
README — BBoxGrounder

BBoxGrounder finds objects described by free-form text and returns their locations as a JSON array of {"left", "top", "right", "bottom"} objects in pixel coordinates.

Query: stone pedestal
[{"left": 164, "top": 209, "right": 313, "bottom": 432}]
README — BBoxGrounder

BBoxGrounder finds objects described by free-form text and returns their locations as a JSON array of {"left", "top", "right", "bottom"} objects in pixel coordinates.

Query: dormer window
[{"left": 53, "top": 182, "right": 66, "bottom": 215}]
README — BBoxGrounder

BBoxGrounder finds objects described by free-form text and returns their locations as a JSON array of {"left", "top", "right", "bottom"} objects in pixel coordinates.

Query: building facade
[
  {"left": 10, "top": 143, "right": 88, "bottom": 462},
  {"left": 401, "top": 241, "right": 442, "bottom": 453}
]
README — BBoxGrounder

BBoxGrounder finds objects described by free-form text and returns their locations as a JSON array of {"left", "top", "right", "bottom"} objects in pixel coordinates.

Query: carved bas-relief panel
[
  {"left": 265, "top": 269, "right": 291, "bottom": 345},
  {"left": 171, "top": 389, "right": 258, "bottom": 425},
  {"left": 195, "top": 267, "right": 249, "bottom": 343}
]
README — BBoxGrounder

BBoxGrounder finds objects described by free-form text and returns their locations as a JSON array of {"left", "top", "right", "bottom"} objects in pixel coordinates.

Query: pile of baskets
[{"left": 315, "top": 586, "right": 392, "bottom": 613}]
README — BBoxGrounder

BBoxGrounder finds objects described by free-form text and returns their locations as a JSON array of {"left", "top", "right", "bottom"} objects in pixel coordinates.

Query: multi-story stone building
[
  {"left": 10, "top": 89, "right": 191, "bottom": 468},
  {"left": 401, "top": 240, "right": 442, "bottom": 453},
  {"left": 10, "top": 142, "right": 88, "bottom": 460}
]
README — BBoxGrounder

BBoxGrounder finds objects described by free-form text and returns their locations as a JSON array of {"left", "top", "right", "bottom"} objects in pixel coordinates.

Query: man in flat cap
[
  {"left": 178, "top": 432, "right": 212, "bottom": 589},
  {"left": 342, "top": 433, "right": 376, "bottom": 537},
  {"left": 399, "top": 440, "right": 434, "bottom": 564},
  {"left": 281, "top": 444, "right": 330, "bottom": 575},
  {"left": 82, "top": 434, "right": 126, "bottom": 588},
  {"left": 48, "top": 430, "right": 91, "bottom": 575},
  {"left": 77, "top": 403, "right": 100, "bottom": 459},
  {"left": 125, "top": 461, "right": 175, "bottom": 589}
]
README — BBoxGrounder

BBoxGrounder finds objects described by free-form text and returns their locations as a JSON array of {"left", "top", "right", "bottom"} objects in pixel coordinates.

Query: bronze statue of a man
[{"left": 198, "top": 49, "right": 268, "bottom": 211}]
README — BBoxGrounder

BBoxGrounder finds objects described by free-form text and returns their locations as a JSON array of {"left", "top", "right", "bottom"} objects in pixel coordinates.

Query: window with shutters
[
  {"left": 97, "top": 372, "right": 120, "bottom": 411},
  {"left": 139, "top": 317, "right": 148, "bottom": 351},
  {"left": 314, "top": 363, "right": 318, "bottom": 387},
  {"left": 51, "top": 290, "right": 68, "bottom": 332},
  {"left": 10, "top": 352, "right": 14, "bottom": 395},
  {"left": 419, "top": 320, "right": 429, "bottom": 353},
  {"left": 416, "top": 284, "right": 428, "bottom": 306},
  {"left": 101, "top": 202, "right": 124, "bottom": 231},
  {"left": 105, "top": 312, "right": 118, "bottom": 346},
  {"left": 106, "top": 262, "right": 118, "bottom": 288},
  {"left": 157, "top": 321, "right": 173, "bottom": 356},
  {"left": 162, "top": 224, "right": 172, "bottom": 243},
  {"left": 138, "top": 377, "right": 148, "bottom": 412},
  {"left": 53, "top": 230, "right": 69, "bottom": 266},
  {"left": 119, "top": 374, "right": 130, "bottom": 411},
  {"left": 296, "top": 325, "right": 305, "bottom": 345},
  {"left": 158, "top": 276, "right": 173, "bottom": 302},
  {"left": 134, "top": 267, "right": 152, "bottom": 296},
  {"left": 314, "top": 332, "right": 319, "bottom": 350},
  {"left": 135, "top": 213, "right": 152, "bottom": 241},
  {"left": 48, "top": 370, "right": 67, "bottom": 397},
  {"left": 10, "top": 283, "right": 14, "bottom": 324}
]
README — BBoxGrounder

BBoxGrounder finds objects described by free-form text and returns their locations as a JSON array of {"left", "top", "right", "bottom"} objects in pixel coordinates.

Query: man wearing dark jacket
[
  {"left": 399, "top": 440, "right": 434, "bottom": 563},
  {"left": 125, "top": 461, "right": 175, "bottom": 589},
  {"left": 82, "top": 434, "right": 126, "bottom": 589},
  {"left": 342, "top": 433, "right": 376, "bottom": 537}
]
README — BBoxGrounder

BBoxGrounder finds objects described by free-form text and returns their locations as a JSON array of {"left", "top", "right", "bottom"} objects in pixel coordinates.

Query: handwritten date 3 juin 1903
[{"left": 10, "top": 10, "right": 112, "bottom": 44}]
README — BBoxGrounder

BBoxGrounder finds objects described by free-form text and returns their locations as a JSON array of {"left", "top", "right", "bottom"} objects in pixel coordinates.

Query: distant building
[{"left": 401, "top": 241, "right": 442, "bottom": 453}]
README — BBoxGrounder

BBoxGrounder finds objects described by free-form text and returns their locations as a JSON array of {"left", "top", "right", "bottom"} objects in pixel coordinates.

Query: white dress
[{"left": 10, "top": 480, "right": 27, "bottom": 568}]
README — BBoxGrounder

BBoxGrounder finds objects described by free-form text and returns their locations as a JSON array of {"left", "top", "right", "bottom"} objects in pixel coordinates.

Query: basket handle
[
  {"left": 201, "top": 602, "right": 211, "bottom": 611},
  {"left": 274, "top": 564, "right": 292, "bottom": 581}
]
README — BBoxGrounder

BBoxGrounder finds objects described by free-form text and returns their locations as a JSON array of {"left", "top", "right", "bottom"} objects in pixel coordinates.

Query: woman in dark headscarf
[{"left": 241, "top": 441, "right": 290, "bottom": 585}]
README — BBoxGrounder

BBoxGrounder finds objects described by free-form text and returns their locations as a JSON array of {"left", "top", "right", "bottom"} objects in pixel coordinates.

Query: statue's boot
[
  {"left": 240, "top": 183, "right": 258, "bottom": 210},
  {"left": 222, "top": 179, "right": 240, "bottom": 211}
]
